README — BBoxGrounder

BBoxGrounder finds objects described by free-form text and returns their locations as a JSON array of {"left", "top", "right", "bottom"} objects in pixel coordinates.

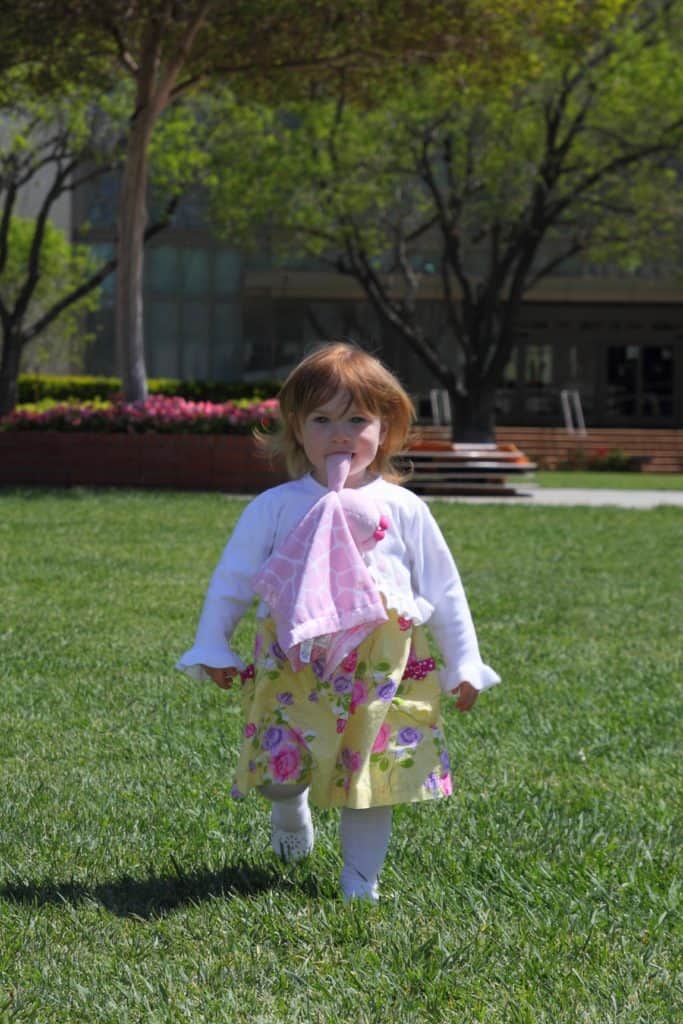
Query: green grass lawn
[
  {"left": 533, "top": 471, "right": 683, "bottom": 490},
  {"left": 1, "top": 489, "right": 680, "bottom": 1023}
]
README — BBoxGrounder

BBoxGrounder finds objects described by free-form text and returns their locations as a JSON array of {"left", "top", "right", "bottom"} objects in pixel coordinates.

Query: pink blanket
[{"left": 252, "top": 455, "right": 389, "bottom": 681}]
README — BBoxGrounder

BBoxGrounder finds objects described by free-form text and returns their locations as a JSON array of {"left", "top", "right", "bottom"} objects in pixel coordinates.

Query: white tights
[{"left": 259, "top": 784, "right": 393, "bottom": 900}]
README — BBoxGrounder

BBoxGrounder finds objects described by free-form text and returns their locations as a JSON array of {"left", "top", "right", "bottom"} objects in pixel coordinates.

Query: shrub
[
  {"left": 1, "top": 395, "right": 280, "bottom": 434},
  {"left": 558, "top": 446, "right": 644, "bottom": 472},
  {"left": 17, "top": 374, "right": 282, "bottom": 405}
]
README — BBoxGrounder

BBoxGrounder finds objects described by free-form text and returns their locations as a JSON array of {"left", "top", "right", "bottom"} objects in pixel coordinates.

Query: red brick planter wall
[
  {"left": 495, "top": 427, "right": 683, "bottom": 473},
  {"left": 0, "top": 432, "right": 288, "bottom": 492}
]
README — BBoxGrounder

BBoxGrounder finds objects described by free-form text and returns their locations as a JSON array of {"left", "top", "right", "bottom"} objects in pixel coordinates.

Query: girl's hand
[
  {"left": 451, "top": 681, "right": 479, "bottom": 713},
  {"left": 202, "top": 665, "right": 239, "bottom": 690}
]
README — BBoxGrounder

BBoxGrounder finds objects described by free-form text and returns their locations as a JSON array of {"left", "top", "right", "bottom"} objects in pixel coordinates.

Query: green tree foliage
[
  {"left": 0, "top": 80, "right": 182, "bottom": 415},
  {"left": 2, "top": 216, "right": 100, "bottom": 374},
  {"left": 208, "top": 0, "right": 683, "bottom": 440},
  {"left": 2, "top": 0, "right": 545, "bottom": 405}
]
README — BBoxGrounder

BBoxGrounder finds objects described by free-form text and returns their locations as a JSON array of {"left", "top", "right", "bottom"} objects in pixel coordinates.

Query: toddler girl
[{"left": 177, "top": 342, "right": 499, "bottom": 902}]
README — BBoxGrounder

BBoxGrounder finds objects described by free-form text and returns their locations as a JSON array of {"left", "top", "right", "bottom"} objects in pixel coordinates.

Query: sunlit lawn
[
  {"left": 534, "top": 471, "right": 683, "bottom": 490},
  {"left": 1, "top": 488, "right": 680, "bottom": 1023}
]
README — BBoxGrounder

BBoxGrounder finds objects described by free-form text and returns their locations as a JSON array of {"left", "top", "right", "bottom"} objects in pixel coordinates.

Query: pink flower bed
[{"left": 1, "top": 395, "right": 280, "bottom": 434}]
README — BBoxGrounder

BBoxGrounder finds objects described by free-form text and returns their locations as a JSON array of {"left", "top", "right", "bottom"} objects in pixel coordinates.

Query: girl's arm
[
  {"left": 410, "top": 503, "right": 500, "bottom": 697},
  {"left": 176, "top": 493, "right": 276, "bottom": 682}
]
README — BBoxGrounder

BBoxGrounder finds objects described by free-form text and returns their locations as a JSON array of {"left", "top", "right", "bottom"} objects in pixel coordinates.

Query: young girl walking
[{"left": 177, "top": 342, "right": 499, "bottom": 902}]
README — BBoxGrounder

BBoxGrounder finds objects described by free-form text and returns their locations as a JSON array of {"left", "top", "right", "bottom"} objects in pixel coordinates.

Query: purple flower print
[
  {"left": 377, "top": 680, "right": 397, "bottom": 701},
  {"left": 397, "top": 726, "right": 423, "bottom": 748},
  {"left": 262, "top": 726, "right": 284, "bottom": 750},
  {"left": 231, "top": 785, "right": 245, "bottom": 799},
  {"left": 244, "top": 722, "right": 257, "bottom": 738},
  {"left": 425, "top": 772, "right": 440, "bottom": 791},
  {"left": 341, "top": 748, "right": 362, "bottom": 772},
  {"left": 307, "top": 690, "right": 320, "bottom": 702},
  {"left": 440, "top": 749, "right": 451, "bottom": 773},
  {"left": 277, "top": 691, "right": 294, "bottom": 706},
  {"left": 333, "top": 675, "right": 353, "bottom": 695},
  {"left": 312, "top": 658, "right": 325, "bottom": 679}
]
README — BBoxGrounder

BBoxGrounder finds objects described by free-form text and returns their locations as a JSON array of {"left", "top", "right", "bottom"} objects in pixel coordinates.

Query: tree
[
  {"left": 0, "top": 82, "right": 177, "bottom": 414},
  {"left": 2, "top": 215, "right": 100, "bottom": 375},
  {"left": 208, "top": 0, "right": 683, "bottom": 441},
  {"left": 3, "top": 0, "right": 541, "bottom": 404}
]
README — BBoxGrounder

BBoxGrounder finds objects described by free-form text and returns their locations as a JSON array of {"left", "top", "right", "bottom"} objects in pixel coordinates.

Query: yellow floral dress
[{"left": 232, "top": 610, "right": 452, "bottom": 809}]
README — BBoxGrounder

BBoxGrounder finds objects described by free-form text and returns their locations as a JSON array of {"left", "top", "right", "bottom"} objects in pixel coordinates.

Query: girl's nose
[{"left": 331, "top": 420, "right": 350, "bottom": 440}]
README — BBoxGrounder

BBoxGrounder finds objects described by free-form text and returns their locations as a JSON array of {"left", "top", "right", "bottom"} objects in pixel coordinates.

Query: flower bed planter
[{"left": 0, "top": 431, "right": 288, "bottom": 492}]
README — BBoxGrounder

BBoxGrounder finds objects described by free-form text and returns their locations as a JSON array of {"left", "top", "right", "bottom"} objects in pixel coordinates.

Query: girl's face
[{"left": 294, "top": 392, "right": 387, "bottom": 488}]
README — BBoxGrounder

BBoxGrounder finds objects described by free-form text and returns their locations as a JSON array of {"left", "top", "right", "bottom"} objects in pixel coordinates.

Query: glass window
[
  {"left": 180, "top": 249, "right": 209, "bottom": 297},
  {"left": 212, "top": 300, "right": 243, "bottom": 378},
  {"left": 524, "top": 344, "right": 552, "bottom": 388},
  {"left": 180, "top": 302, "right": 210, "bottom": 379},
  {"left": 566, "top": 343, "right": 596, "bottom": 416},
  {"left": 642, "top": 345, "right": 673, "bottom": 417},
  {"left": 213, "top": 249, "right": 242, "bottom": 295},
  {"left": 524, "top": 343, "right": 554, "bottom": 414},
  {"left": 146, "top": 300, "right": 179, "bottom": 377},
  {"left": 606, "top": 346, "right": 639, "bottom": 416},
  {"left": 80, "top": 173, "right": 119, "bottom": 229},
  {"left": 146, "top": 247, "right": 178, "bottom": 295},
  {"left": 88, "top": 244, "right": 116, "bottom": 307}
]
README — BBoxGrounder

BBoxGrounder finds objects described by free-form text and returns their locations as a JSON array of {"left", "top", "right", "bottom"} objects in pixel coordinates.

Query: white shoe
[{"left": 271, "top": 806, "right": 314, "bottom": 863}]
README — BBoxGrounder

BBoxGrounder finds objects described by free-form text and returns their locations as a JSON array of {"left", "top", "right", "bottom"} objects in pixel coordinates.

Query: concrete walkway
[{"left": 433, "top": 486, "right": 683, "bottom": 508}]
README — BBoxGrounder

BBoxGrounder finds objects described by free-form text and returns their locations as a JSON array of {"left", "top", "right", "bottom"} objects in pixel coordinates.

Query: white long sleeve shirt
[{"left": 177, "top": 474, "right": 500, "bottom": 695}]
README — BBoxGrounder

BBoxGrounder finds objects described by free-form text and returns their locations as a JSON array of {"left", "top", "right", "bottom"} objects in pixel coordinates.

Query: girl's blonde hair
[{"left": 260, "top": 341, "right": 415, "bottom": 481}]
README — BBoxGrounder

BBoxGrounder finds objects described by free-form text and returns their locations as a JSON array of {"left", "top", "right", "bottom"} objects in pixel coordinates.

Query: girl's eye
[
  {"left": 350, "top": 416, "right": 367, "bottom": 424},
  {"left": 312, "top": 415, "right": 329, "bottom": 423}
]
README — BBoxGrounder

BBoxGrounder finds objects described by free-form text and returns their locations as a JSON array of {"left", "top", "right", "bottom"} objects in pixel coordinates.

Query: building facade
[{"left": 75, "top": 177, "right": 683, "bottom": 429}]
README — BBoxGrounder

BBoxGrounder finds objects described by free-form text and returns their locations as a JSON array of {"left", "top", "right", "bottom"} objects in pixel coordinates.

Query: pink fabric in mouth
[{"left": 252, "top": 453, "right": 388, "bottom": 680}]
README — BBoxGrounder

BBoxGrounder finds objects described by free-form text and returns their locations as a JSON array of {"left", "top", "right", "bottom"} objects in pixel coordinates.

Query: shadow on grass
[{"left": 0, "top": 858, "right": 317, "bottom": 919}]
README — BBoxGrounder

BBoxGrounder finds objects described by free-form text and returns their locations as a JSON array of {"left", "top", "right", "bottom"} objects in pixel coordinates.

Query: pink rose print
[
  {"left": 350, "top": 680, "right": 368, "bottom": 714},
  {"left": 371, "top": 722, "right": 391, "bottom": 754},
  {"left": 269, "top": 745, "right": 301, "bottom": 782},
  {"left": 398, "top": 616, "right": 413, "bottom": 631},
  {"left": 244, "top": 722, "right": 257, "bottom": 738},
  {"left": 341, "top": 650, "right": 358, "bottom": 673},
  {"left": 439, "top": 772, "right": 453, "bottom": 796},
  {"left": 336, "top": 718, "right": 347, "bottom": 734}
]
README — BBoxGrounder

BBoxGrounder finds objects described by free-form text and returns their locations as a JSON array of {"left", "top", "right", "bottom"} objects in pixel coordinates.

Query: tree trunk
[
  {"left": 450, "top": 387, "right": 497, "bottom": 444},
  {"left": 116, "top": 114, "right": 155, "bottom": 404},
  {"left": 0, "top": 331, "right": 23, "bottom": 417}
]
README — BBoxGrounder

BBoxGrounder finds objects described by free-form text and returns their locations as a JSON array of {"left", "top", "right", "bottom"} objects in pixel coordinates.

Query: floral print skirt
[{"left": 232, "top": 609, "right": 453, "bottom": 809}]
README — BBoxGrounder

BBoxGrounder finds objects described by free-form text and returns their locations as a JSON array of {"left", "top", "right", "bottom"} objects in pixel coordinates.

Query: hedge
[{"left": 17, "top": 374, "right": 282, "bottom": 405}]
